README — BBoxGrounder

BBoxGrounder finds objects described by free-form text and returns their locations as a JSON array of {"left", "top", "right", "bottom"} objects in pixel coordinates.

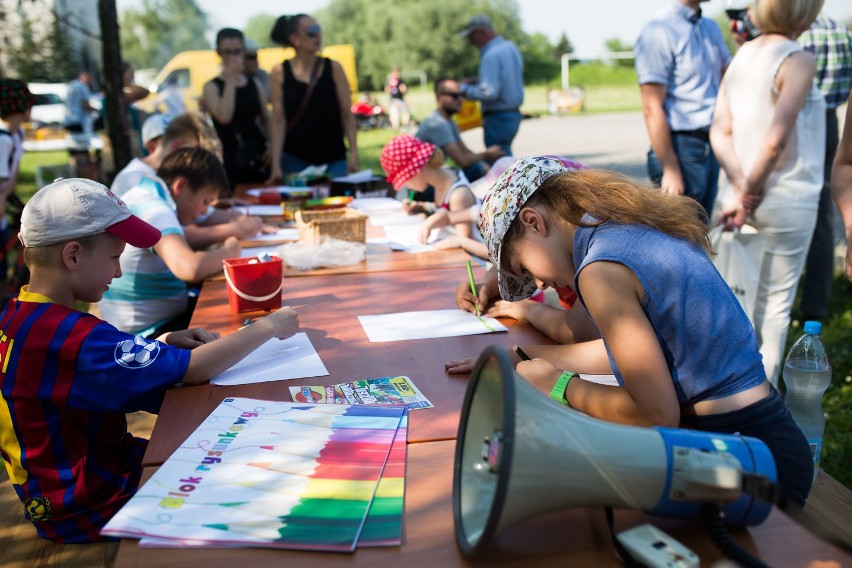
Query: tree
[
  {"left": 100, "top": 0, "right": 132, "bottom": 172},
  {"left": 318, "top": 0, "right": 529, "bottom": 92},
  {"left": 119, "top": 0, "right": 210, "bottom": 70},
  {"left": 554, "top": 33, "right": 573, "bottom": 59},
  {"left": 244, "top": 14, "right": 277, "bottom": 49},
  {"left": 1, "top": 0, "right": 77, "bottom": 82}
]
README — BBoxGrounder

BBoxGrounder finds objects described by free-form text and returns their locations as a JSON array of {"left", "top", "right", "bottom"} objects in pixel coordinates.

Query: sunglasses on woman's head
[{"left": 305, "top": 24, "right": 322, "bottom": 37}]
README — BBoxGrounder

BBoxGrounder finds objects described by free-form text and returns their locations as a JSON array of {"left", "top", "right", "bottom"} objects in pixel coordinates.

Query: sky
[{"left": 191, "top": 0, "right": 852, "bottom": 55}]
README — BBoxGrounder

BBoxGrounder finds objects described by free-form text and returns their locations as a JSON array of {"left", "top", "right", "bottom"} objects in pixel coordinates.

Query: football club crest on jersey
[
  {"left": 114, "top": 336, "right": 160, "bottom": 368},
  {"left": 24, "top": 496, "right": 52, "bottom": 521}
]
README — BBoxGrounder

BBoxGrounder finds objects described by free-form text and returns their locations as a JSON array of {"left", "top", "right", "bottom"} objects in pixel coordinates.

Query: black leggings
[{"left": 681, "top": 386, "right": 813, "bottom": 507}]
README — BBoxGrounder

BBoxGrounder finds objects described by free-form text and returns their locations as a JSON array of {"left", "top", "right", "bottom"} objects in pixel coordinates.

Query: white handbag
[{"left": 709, "top": 225, "right": 767, "bottom": 326}]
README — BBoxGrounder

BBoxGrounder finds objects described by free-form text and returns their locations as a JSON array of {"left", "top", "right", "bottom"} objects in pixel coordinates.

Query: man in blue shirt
[
  {"left": 635, "top": 0, "right": 731, "bottom": 217},
  {"left": 459, "top": 15, "right": 524, "bottom": 157}
]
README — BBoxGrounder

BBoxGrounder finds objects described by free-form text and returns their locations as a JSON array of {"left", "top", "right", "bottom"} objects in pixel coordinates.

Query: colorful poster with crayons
[
  {"left": 290, "top": 376, "right": 433, "bottom": 410},
  {"left": 101, "top": 398, "right": 407, "bottom": 552}
]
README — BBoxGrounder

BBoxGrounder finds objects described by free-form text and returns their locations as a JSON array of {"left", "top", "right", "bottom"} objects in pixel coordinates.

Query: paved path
[{"left": 462, "top": 111, "right": 649, "bottom": 179}]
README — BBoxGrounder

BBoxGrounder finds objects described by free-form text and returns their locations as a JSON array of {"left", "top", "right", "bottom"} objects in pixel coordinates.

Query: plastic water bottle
[{"left": 782, "top": 321, "right": 832, "bottom": 483}]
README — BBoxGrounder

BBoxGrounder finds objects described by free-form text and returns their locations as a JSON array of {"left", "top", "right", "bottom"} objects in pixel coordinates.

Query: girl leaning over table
[{"left": 445, "top": 156, "right": 813, "bottom": 507}]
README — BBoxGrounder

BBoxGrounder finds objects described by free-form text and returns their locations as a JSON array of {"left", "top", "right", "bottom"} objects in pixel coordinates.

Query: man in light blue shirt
[
  {"left": 460, "top": 15, "right": 524, "bottom": 157},
  {"left": 635, "top": 0, "right": 731, "bottom": 217}
]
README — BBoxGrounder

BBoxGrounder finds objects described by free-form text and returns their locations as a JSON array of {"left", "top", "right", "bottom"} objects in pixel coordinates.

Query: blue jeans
[
  {"left": 483, "top": 110, "right": 522, "bottom": 157},
  {"left": 281, "top": 151, "right": 348, "bottom": 178},
  {"left": 647, "top": 131, "right": 719, "bottom": 218}
]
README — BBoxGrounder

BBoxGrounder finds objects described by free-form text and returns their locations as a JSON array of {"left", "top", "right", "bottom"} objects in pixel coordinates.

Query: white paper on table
[
  {"left": 247, "top": 228, "right": 299, "bottom": 242},
  {"left": 348, "top": 197, "right": 403, "bottom": 212},
  {"left": 367, "top": 213, "right": 421, "bottom": 227},
  {"left": 211, "top": 333, "right": 329, "bottom": 385},
  {"left": 232, "top": 204, "right": 284, "bottom": 216},
  {"left": 358, "top": 309, "right": 508, "bottom": 342},
  {"left": 240, "top": 247, "right": 280, "bottom": 259},
  {"left": 332, "top": 168, "right": 373, "bottom": 183},
  {"left": 370, "top": 223, "right": 447, "bottom": 253}
]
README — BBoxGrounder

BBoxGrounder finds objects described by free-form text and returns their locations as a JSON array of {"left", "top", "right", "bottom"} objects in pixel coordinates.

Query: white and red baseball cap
[{"left": 20, "top": 178, "right": 161, "bottom": 248}]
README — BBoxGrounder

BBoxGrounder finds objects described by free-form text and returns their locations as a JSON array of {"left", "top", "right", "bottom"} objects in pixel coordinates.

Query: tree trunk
[{"left": 98, "top": 0, "right": 131, "bottom": 175}]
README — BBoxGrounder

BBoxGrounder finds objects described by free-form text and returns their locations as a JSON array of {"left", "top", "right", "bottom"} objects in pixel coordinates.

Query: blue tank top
[{"left": 573, "top": 221, "right": 765, "bottom": 404}]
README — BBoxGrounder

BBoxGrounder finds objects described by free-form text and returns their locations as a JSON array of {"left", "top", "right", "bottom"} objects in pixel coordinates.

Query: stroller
[{"left": 351, "top": 93, "right": 391, "bottom": 131}]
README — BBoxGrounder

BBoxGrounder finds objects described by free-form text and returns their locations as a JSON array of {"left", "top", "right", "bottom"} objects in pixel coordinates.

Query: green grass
[{"left": 17, "top": 150, "right": 70, "bottom": 201}]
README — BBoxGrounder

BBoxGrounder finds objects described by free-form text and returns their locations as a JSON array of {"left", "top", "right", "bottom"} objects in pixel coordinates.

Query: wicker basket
[{"left": 296, "top": 208, "right": 367, "bottom": 244}]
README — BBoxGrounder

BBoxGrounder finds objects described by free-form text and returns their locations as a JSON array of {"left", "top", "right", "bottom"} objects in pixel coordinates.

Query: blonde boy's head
[{"left": 20, "top": 178, "right": 161, "bottom": 257}]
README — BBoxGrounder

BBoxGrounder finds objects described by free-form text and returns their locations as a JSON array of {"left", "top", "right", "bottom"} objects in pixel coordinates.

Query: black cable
[{"left": 702, "top": 504, "right": 770, "bottom": 568}]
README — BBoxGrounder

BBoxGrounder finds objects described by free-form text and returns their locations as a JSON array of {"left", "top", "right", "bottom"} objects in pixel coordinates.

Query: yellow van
[{"left": 136, "top": 44, "right": 358, "bottom": 114}]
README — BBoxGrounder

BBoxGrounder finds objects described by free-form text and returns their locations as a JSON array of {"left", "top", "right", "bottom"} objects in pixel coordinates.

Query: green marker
[{"left": 466, "top": 260, "right": 480, "bottom": 317}]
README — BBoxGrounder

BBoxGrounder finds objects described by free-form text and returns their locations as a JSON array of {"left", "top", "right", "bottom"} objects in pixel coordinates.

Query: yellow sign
[{"left": 453, "top": 99, "right": 482, "bottom": 132}]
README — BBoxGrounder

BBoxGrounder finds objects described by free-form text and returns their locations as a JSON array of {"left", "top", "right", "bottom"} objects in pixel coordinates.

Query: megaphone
[{"left": 453, "top": 346, "right": 777, "bottom": 557}]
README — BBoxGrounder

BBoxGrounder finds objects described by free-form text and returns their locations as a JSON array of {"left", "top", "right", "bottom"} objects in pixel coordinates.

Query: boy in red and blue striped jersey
[{"left": 0, "top": 178, "right": 298, "bottom": 542}]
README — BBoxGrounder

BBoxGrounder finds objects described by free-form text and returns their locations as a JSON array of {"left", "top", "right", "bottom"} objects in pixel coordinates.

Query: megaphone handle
[{"left": 605, "top": 507, "right": 644, "bottom": 568}]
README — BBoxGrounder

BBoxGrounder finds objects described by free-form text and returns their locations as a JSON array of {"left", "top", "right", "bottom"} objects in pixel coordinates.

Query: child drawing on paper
[
  {"left": 0, "top": 178, "right": 299, "bottom": 542},
  {"left": 445, "top": 156, "right": 812, "bottom": 506}
]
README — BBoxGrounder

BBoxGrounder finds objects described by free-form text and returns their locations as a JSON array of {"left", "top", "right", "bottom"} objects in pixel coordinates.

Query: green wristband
[{"left": 549, "top": 371, "right": 576, "bottom": 407}]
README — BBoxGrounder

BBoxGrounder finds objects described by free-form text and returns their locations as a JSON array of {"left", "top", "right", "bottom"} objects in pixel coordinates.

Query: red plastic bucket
[{"left": 222, "top": 256, "right": 283, "bottom": 313}]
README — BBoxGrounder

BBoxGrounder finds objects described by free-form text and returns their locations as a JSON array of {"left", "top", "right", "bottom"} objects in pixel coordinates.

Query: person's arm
[
  {"left": 442, "top": 139, "right": 504, "bottom": 169},
  {"left": 202, "top": 66, "right": 241, "bottom": 125},
  {"left": 182, "top": 306, "right": 299, "bottom": 384},
  {"left": 267, "top": 64, "right": 286, "bottom": 183},
  {"left": 710, "top": 79, "right": 749, "bottom": 229},
  {"left": 330, "top": 60, "right": 358, "bottom": 173},
  {"left": 640, "top": 83, "right": 684, "bottom": 196},
  {"left": 743, "top": 51, "right": 817, "bottom": 202},
  {"left": 518, "top": 261, "right": 681, "bottom": 428},
  {"left": 153, "top": 233, "right": 241, "bottom": 282},
  {"left": 183, "top": 216, "right": 263, "bottom": 249},
  {"left": 123, "top": 83, "right": 150, "bottom": 104},
  {"left": 0, "top": 135, "right": 16, "bottom": 200},
  {"left": 831, "top": 92, "right": 852, "bottom": 282},
  {"left": 462, "top": 53, "right": 501, "bottom": 103},
  {"left": 487, "top": 299, "right": 600, "bottom": 344},
  {"left": 446, "top": 187, "right": 476, "bottom": 239}
]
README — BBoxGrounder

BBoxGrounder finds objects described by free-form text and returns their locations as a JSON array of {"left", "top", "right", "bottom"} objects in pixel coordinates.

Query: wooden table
[
  {"left": 115, "top": 440, "right": 852, "bottom": 567},
  {"left": 142, "top": 265, "right": 553, "bottom": 466}
]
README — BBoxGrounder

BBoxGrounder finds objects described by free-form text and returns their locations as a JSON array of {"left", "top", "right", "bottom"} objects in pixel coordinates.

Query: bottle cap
[{"left": 803, "top": 320, "right": 821, "bottom": 335}]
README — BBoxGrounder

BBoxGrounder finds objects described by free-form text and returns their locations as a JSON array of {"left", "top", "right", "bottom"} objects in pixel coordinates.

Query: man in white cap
[{"left": 459, "top": 14, "right": 524, "bottom": 157}]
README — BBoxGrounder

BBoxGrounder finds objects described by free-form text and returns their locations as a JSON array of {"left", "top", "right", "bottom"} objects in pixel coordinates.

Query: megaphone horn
[{"left": 452, "top": 346, "right": 776, "bottom": 557}]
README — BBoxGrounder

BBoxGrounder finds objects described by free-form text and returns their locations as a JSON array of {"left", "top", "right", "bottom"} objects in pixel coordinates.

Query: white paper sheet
[
  {"left": 332, "top": 168, "right": 374, "bottom": 183},
  {"left": 367, "top": 214, "right": 422, "bottom": 227},
  {"left": 348, "top": 197, "right": 403, "bottom": 212},
  {"left": 232, "top": 204, "right": 284, "bottom": 216},
  {"left": 367, "top": 223, "right": 447, "bottom": 253},
  {"left": 247, "top": 228, "right": 300, "bottom": 242},
  {"left": 358, "top": 310, "right": 507, "bottom": 342},
  {"left": 211, "top": 333, "right": 329, "bottom": 385}
]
